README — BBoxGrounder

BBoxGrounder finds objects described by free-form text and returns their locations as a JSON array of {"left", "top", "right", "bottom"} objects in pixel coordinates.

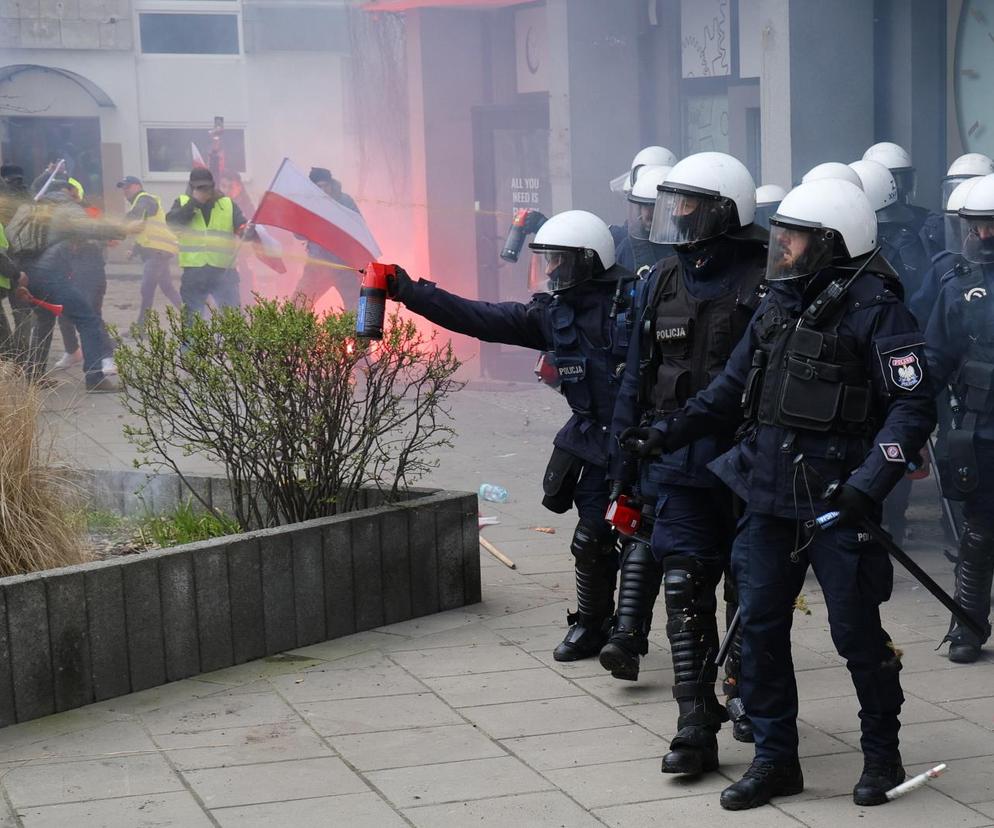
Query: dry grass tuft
[{"left": 0, "top": 362, "right": 88, "bottom": 576}]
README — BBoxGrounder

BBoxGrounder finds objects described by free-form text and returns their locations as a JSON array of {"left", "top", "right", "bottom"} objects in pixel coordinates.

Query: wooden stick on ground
[{"left": 480, "top": 535, "right": 516, "bottom": 569}]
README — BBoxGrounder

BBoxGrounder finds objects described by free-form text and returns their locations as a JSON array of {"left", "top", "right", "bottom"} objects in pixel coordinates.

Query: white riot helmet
[
  {"left": 848, "top": 160, "right": 898, "bottom": 217},
  {"left": 941, "top": 153, "right": 994, "bottom": 209},
  {"left": 958, "top": 173, "right": 994, "bottom": 264},
  {"left": 609, "top": 145, "right": 679, "bottom": 194},
  {"left": 627, "top": 165, "right": 672, "bottom": 240},
  {"left": 754, "top": 184, "right": 786, "bottom": 231},
  {"left": 528, "top": 210, "right": 616, "bottom": 293},
  {"left": 944, "top": 177, "right": 981, "bottom": 255},
  {"left": 766, "top": 179, "right": 877, "bottom": 281},
  {"left": 649, "top": 152, "right": 756, "bottom": 247},
  {"left": 802, "top": 162, "right": 864, "bottom": 190},
  {"left": 863, "top": 142, "right": 915, "bottom": 202},
  {"left": 756, "top": 184, "right": 787, "bottom": 207}
]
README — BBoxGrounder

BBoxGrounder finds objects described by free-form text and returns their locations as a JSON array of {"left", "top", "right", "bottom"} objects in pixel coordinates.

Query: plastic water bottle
[{"left": 479, "top": 483, "right": 509, "bottom": 503}]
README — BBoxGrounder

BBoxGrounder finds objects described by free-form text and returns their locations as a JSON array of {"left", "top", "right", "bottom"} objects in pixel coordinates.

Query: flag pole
[{"left": 33, "top": 159, "right": 66, "bottom": 202}]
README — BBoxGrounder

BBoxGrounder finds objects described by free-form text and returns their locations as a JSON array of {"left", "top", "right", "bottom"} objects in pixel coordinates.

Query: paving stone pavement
[{"left": 2, "top": 276, "right": 991, "bottom": 826}]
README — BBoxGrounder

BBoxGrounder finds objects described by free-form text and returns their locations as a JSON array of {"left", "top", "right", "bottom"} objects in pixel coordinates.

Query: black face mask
[{"left": 676, "top": 236, "right": 736, "bottom": 279}]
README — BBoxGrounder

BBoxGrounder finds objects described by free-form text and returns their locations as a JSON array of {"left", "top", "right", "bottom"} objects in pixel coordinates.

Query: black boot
[
  {"left": 722, "top": 589, "right": 754, "bottom": 743},
  {"left": 944, "top": 523, "right": 994, "bottom": 664},
  {"left": 853, "top": 756, "right": 905, "bottom": 806},
  {"left": 660, "top": 557, "right": 726, "bottom": 775},
  {"left": 554, "top": 525, "right": 618, "bottom": 662},
  {"left": 599, "top": 540, "right": 662, "bottom": 681},
  {"left": 720, "top": 758, "right": 804, "bottom": 810}
]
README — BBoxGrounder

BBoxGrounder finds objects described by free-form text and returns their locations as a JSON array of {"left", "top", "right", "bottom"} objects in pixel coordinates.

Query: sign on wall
[
  {"left": 681, "top": 0, "right": 732, "bottom": 78},
  {"left": 515, "top": 6, "right": 549, "bottom": 94}
]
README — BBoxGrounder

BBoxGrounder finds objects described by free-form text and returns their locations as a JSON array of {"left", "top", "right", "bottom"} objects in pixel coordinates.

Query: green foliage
[
  {"left": 138, "top": 500, "right": 240, "bottom": 547},
  {"left": 84, "top": 509, "right": 126, "bottom": 530},
  {"left": 115, "top": 300, "right": 463, "bottom": 530}
]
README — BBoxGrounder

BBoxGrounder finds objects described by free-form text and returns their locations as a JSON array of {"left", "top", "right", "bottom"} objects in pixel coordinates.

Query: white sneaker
[
  {"left": 100, "top": 357, "right": 118, "bottom": 376},
  {"left": 53, "top": 349, "right": 82, "bottom": 371}
]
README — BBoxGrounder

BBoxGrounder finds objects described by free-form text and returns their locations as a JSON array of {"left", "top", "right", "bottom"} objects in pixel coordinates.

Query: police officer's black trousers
[{"left": 732, "top": 513, "right": 903, "bottom": 763}]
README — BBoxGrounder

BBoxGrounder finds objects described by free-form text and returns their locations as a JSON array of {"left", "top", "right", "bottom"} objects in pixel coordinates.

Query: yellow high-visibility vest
[
  {"left": 133, "top": 191, "right": 178, "bottom": 255},
  {"left": 68, "top": 177, "right": 84, "bottom": 201},
  {"left": 176, "top": 194, "right": 236, "bottom": 269}
]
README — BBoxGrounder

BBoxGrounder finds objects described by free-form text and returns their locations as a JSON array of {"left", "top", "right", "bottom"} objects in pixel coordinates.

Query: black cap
[
  {"left": 309, "top": 167, "right": 334, "bottom": 185},
  {"left": 189, "top": 167, "right": 214, "bottom": 184},
  {"left": 116, "top": 175, "right": 142, "bottom": 188}
]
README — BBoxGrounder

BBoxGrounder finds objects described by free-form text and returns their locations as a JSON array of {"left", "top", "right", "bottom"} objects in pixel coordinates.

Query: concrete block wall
[
  {"left": 0, "top": 475, "right": 480, "bottom": 727},
  {"left": 0, "top": 0, "right": 132, "bottom": 50}
]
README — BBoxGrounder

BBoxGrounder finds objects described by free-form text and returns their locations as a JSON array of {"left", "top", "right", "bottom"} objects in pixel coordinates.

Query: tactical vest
[
  {"left": 134, "top": 192, "right": 179, "bottom": 255},
  {"left": 743, "top": 278, "right": 878, "bottom": 437},
  {"left": 177, "top": 195, "right": 236, "bottom": 269},
  {"left": 549, "top": 274, "right": 635, "bottom": 428},
  {"left": 642, "top": 258, "right": 765, "bottom": 414},
  {"left": 947, "top": 263, "right": 994, "bottom": 493},
  {"left": 629, "top": 236, "right": 668, "bottom": 277}
]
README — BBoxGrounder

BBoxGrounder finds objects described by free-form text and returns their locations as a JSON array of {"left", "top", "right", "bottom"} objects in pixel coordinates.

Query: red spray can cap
[
  {"left": 363, "top": 262, "right": 394, "bottom": 290},
  {"left": 605, "top": 495, "right": 642, "bottom": 537}
]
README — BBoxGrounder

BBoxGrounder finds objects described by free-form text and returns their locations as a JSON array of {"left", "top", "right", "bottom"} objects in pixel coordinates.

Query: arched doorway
[{"left": 0, "top": 65, "right": 115, "bottom": 202}]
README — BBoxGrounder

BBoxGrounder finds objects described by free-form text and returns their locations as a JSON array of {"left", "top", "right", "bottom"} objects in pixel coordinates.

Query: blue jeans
[
  {"left": 180, "top": 265, "right": 240, "bottom": 320},
  {"left": 732, "top": 513, "right": 903, "bottom": 762}
]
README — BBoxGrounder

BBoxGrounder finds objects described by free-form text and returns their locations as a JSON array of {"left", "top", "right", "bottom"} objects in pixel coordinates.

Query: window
[
  {"left": 139, "top": 13, "right": 240, "bottom": 55},
  {"left": 243, "top": 6, "right": 348, "bottom": 53},
  {"left": 146, "top": 127, "right": 246, "bottom": 174}
]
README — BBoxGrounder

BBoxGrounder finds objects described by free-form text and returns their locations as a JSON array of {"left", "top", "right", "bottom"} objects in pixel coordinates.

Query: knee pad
[
  {"left": 663, "top": 556, "right": 720, "bottom": 614},
  {"left": 571, "top": 519, "right": 616, "bottom": 566}
]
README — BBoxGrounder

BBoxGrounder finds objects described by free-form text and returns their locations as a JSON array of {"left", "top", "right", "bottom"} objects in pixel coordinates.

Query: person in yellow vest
[
  {"left": 118, "top": 176, "right": 182, "bottom": 327},
  {"left": 166, "top": 167, "right": 251, "bottom": 319}
]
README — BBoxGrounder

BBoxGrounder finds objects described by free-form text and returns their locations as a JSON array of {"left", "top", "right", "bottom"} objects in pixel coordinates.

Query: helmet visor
[
  {"left": 528, "top": 247, "right": 593, "bottom": 293},
  {"left": 765, "top": 220, "right": 837, "bottom": 281},
  {"left": 944, "top": 210, "right": 965, "bottom": 254},
  {"left": 942, "top": 175, "right": 974, "bottom": 210},
  {"left": 892, "top": 168, "right": 917, "bottom": 203},
  {"left": 960, "top": 215, "right": 994, "bottom": 264},
  {"left": 627, "top": 198, "right": 656, "bottom": 240},
  {"left": 649, "top": 187, "right": 732, "bottom": 246}
]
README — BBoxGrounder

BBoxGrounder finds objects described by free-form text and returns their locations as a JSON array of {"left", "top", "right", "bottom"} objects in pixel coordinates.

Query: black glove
[
  {"left": 619, "top": 426, "right": 668, "bottom": 458},
  {"left": 828, "top": 484, "right": 876, "bottom": 529},
  {"left": 386, "top": 265, "right": 414, "bottom": 302}
]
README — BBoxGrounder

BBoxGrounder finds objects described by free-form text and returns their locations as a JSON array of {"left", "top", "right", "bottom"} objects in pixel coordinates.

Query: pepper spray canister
[{"left": 356, "top": 262, "right": 392, "bottom": 339}]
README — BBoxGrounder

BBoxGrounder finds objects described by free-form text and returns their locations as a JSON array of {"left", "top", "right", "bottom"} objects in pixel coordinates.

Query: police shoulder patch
[
  {"left": 888, "top": 352, "right": 923, "bottom": 391},
  {"left": 879, "top": 443, "right": 907, "bottom": 464}
]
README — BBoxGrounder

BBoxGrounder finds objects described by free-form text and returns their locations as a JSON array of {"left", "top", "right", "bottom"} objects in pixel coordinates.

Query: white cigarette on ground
[{"left": 885, "top": 763, "right": 948, "bottom": 800}]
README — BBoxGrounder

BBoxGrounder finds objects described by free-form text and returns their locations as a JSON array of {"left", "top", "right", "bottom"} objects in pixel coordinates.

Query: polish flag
[
  {"left": 191, "top": 143, "right": 208, "bottom": 169},
  {"left": 251, "top": 158, "right": 380, "bottom": 270},
  {"left": 251, "top": 224, "right": 287, "bottom": 274}
]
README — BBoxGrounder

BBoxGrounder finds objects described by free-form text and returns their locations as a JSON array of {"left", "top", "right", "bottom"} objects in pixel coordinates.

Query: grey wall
[
  {"left": 874, "top": 0, "right": 947, "bottom": 210},
  {"left": 555, "top": 0, "right": 642, "bottom": 218},
  {"left": 788, "top": 0, "right": 875, "bottom": 183}
]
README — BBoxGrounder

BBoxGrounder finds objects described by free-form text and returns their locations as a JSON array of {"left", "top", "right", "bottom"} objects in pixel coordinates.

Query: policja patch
[
  {"left": 879, "top": 442, "right": 907, "bottom": 464},
  {"left": 888, "top": 352, "right": 923, "bottom": 391}
]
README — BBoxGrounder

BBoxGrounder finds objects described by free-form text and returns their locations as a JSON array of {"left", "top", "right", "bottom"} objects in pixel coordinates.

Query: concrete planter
[{"left": 0, "top": 471, "right": 480, "bottom": 727}]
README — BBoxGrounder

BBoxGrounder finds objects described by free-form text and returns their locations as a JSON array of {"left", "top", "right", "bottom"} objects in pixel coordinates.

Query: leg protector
[
  {"left": 553, "top": 520, "right": 618, "bottom": 662},
  {"left": 599, "top": 539, "right": 663, "bottom": 681},
  {"left": 661, "top": 556, "right": 726, "bottom": 775},
  {"left": 945, "top": 521, "right": 994, "bottom": 663}
]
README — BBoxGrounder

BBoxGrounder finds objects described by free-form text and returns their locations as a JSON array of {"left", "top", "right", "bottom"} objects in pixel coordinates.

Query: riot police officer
[
  {"left": 920, "top": 153, "right": 994, "bottom": 262},
  {"left": 623, "top": 178, "right": 936, "bottom": 809},
  {"left": 603, "top": 153, "right": 767, "bottom": 770},
  {"left": 863, "top": 141, "right": 930, "bottom": 233},
  {"left": 754, "top": 184, "right": 786, "bottom": 231},
  {"left": 384, "top": 211, "right": 637, "bottom": 661},
  {"left": 610, "top": 146, "right": 679, "bottom": 248},
  {"left": 924, "top": 172, "right": 994, "bottom": 664},
  {"left": 801, "top": 162, "right": 864, "bottom": 190},
  {"left": 614, "top": 165, "right": 673, "bottom": 276}
]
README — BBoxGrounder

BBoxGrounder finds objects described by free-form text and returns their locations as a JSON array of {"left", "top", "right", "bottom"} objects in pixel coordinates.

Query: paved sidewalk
[{"left": 5, "top": 281, "right": 992, "bottom": 827}]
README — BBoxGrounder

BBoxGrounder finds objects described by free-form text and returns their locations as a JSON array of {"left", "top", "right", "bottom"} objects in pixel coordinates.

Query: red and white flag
[
  {"left": 252, "top": 158, "right": 380, "bottom": 270},
  {"left": 251, "top": 225, "right": 287, "bottom": 274},
  {"left": 191, "top": 142, "right": 208, "bottom": 169}
]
